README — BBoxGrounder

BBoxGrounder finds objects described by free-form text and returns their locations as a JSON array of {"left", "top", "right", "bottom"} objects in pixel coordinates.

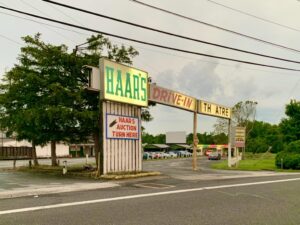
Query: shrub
[
  {"left": 275, "top": 151, "right": 300, "bottom": 169},
  {"left": 285, "top": 140, "right": 300, "bottom": 153}
]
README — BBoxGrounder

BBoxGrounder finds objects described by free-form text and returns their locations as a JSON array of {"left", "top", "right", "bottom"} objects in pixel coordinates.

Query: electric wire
[
  {"left": 1, "top": 5, "right": 300, "bottom": 72},
  {"left": 0, "top": 33, "right": 22, "bottom": 45},
  {"left": 109, "top": 36, "right": 300, "bottom": 77},
  {"left": 0, "top": 11, "right": 90, "bottom": 37},
  {"left": 44, "top": 1, "right": 85, "bottom": 26},
  {"left": 207, "top": 0, "right": 300, "bottom": 33},
  {"left": 19, "top": 0, "right": 78, "bottom": 43},
  {"left": 129, "top": 0, "right": 300, "bottom": 54},
  {"left": 41, "top": 0, "right": 300, "bottom": 65}
]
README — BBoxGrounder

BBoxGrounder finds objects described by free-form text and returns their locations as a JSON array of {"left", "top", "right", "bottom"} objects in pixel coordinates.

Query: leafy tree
[
  {"left": 280, "top": 100, "right": 300, "bottom": 143},
  {"left": 213, "top": 100, "right": 258, "bottom": 158},
  {"left": 0, "top": 34, "right": 92, "bottom": 166},
  {"left": 276, "top": 100, "right": 300, "bottom": 169},
  {"left": 246, "top": 121, "right": 283, "bottom": 153},
  {"left": 186, "top": 132, "right": 227, "bottom": 145},
  {"left": 214, "top": 101, "right": 258, "bottom": 135},
  {"left": 0, "top": 33, "right": 148, "bottom": 167},
  {"left": 142, "top": 132, "right": 165, "bottom": 144}
]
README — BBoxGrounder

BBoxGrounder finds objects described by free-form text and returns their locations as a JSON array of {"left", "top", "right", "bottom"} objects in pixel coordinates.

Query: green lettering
[
  {"left": 106, "top": 66, "right": 114, "bottom": 94},
  {"left": 141, "top": 77, "right": 147, "bottom": 101},
  {"left": 125, "top": 73, "right": 132, "bottom": 98},
  {"left": 115, "top": 70, "right": 124, "bottom": 96},
  {"left": 133, "top": 74, "right": 140, "bottom": 100}
]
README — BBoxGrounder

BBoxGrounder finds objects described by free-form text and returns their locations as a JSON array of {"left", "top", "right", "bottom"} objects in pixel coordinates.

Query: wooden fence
[{"left": 0, "top": 147, "right": 33, "bottom": 160}]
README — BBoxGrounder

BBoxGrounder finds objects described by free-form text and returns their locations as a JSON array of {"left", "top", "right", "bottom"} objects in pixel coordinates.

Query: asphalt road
[{"left": 1, "top": 158, "right": 300, "bottom": 225}]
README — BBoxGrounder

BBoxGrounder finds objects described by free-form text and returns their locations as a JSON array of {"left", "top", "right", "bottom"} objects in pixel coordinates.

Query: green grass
[{"left": 212, "top": 153, "right": 278, "bottom": 171}]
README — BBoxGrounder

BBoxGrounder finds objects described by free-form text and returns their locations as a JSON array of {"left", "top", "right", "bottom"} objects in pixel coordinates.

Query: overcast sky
[{"left": 1, "top": 0, "right": 300, "bottom": 135}]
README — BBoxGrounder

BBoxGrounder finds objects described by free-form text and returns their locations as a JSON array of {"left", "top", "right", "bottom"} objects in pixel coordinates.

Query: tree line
[{"left": 143, "top": 100, "right": 300, "bottom": 157}]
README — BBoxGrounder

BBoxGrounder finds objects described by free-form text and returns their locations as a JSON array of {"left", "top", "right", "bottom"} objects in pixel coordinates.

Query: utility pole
[
  {"left": 192, "top": 111, "right": 198, "bottom": 170},
  {"left": 228, "top": 119, "right": 232, "bottom": 168}
]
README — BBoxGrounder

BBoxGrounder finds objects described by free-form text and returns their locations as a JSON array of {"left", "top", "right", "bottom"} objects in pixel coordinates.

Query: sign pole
[
  {"left": 228, "top": 119, "right": 232, "bottom": 168},
  {"left": 192, "top": 111, "right": 198, "bottom": 171}
]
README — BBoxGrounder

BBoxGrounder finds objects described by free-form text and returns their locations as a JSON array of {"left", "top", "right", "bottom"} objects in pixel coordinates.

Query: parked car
[
  {"left": 170, "top": 150, "right": 181, "bottom": 157},
  {"left": 185, "top": 151, "right": 193, "bottom": 157},
  {"left": 178, "top": 150, "right": 192, "bottom": 157},
  {"left": 148, "top": 152, "right": 156, "bottom": 159},
  {"left": 161, "top": 152, "right": 171, "bottom": 158},
  {"left": 143, "top": 152, "right": 150, "bottom": 160},
  {"left": 208, "top": 152, "right": 221, "bottom": 160},
  {"left": 205, "top": 150, "right": 213, "bottom": 156},
  {"left": 153, "top": 152, "right": 163, "bottom": 159},
  {"left": 168, "top": 151, "right": 178, "bottom": 158}
]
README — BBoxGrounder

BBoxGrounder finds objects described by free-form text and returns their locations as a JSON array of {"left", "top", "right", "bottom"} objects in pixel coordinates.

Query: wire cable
[
  {"left": 1, "top": 5, "right": 300, "bottom": 72},
  {"left": 129, "top": 0, "right": 300, "bottom": 54},
  {"left": 18, "top": 0, "right": 78, "bottom": 43},
  {"left": 207, "top": 0, "right": 300, "bottom": 33},
  {"left": 41, "top": 0, "right": 300, "bottom": 65},
  {"left": 109, "top": 36, "right": 300, "bottom": 77},
  {"left": 0, "top": 11, "right": 89, "bottom": 37},
  {"left": 0, "top": 33, "right": 22, "bottom": 45}
]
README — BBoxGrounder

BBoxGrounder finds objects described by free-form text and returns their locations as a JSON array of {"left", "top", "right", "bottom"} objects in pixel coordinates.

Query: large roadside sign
[
  {"left": 234, "top": 126, "right": 246, "bottom": 147},
  {"left": 106, "top": 114, "right": 139, "bottom": 140},
  {"left": 100, "top": 58, "right": 148, "bottom": 107},
  {"left": 198, "top": 100, "right": 231, "bottom": 119},
  {"left": 149, "top": 84, "right": 197, "bottom": 112}
]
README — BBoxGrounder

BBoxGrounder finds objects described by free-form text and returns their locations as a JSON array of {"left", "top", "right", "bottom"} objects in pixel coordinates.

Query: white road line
[
  {"left": 1, "top": 177, "right": 300, "bottom": 215},
  {"left": 134, "top": 183, "right": 175, "bottom": 189}
]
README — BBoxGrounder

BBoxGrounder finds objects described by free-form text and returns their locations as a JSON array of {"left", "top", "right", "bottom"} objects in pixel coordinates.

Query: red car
[{"left": 208, "top": 152, "right": 221, "bottom": 160}]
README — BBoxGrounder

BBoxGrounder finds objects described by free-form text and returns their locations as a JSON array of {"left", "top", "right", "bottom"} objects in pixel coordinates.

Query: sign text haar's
[
  {"left": 106, "top": 114, "right": 139, "bottom": 140},
  {"left": 149, "top": 84, "right": 197, "bottom": 112},
  {"left": 198, "top": 100, "right": 231, "bottom": 119},
  {"left": 100, "top": 58, "right": 148, "bottom": 107}
]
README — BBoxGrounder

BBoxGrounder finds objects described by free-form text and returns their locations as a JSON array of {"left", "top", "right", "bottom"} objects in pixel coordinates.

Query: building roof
[
  {"left": 150, "top": 144, "right": 170, "bottom": 149},
  {"left": 176, "top": 144, "right": 192, "bottom": 149}
]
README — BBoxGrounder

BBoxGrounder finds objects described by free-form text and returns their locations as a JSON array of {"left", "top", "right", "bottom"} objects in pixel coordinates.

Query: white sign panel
[
  {"left": 166, "top": 131, "right": 186, "bottom": 144},
  {"left": 106, "top": 114, "right": 139, "bottom": 140}
]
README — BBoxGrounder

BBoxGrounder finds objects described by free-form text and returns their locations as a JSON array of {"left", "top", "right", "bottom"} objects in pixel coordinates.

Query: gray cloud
[{"left": 155, "top": 59, "right": 222, "bottom": 99}]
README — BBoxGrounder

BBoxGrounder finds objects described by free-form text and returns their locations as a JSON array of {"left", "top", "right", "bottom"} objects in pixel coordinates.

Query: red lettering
[
  {"left": 160, "top": 90, "right": 168, "bottom": 102},
  {"left": 152, "top": 87, "right": 161, "bottom": 99}
]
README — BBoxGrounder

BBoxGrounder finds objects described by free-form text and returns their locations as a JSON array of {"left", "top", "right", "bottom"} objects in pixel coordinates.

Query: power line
[
  {"left": 207, "top": 0, "right": 300, "bottom": 33},
  {"left": 0, "top": 33, "right": 22, "bottom": 45},
  {"left": 129, "top": 0, "right": 300, "bottom": 54},
  {"left": 110, "top": 37, "right": 300, "bottom": 77},
  {"left": 1, "top": 5, "right": 300, "bottom": 72},
  {"left": 18, "top": 0, "right": 78, "bottom": 43},
  {"left": 44, "top": 1, "right": 85, "bottom": 26},
  {"left": 42, "top": 0, "right": 300, "bottom": 65},
  {"left": 0, "top": 11, "right": 89, "bottom": 37}
]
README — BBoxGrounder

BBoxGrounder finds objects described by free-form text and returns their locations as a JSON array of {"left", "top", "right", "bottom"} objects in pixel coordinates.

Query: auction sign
[
  {"left": 149, "top": 84, "right": 197, "bottom": 112},
  {"left": 100, "top": 58, "right": 148, "bottom": 107},
  {"left": 106, "top": 114, "right": 139, "bottom": 140},
  {"left": 198, "top": 100, "right": 231, "bottom": 119}
]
